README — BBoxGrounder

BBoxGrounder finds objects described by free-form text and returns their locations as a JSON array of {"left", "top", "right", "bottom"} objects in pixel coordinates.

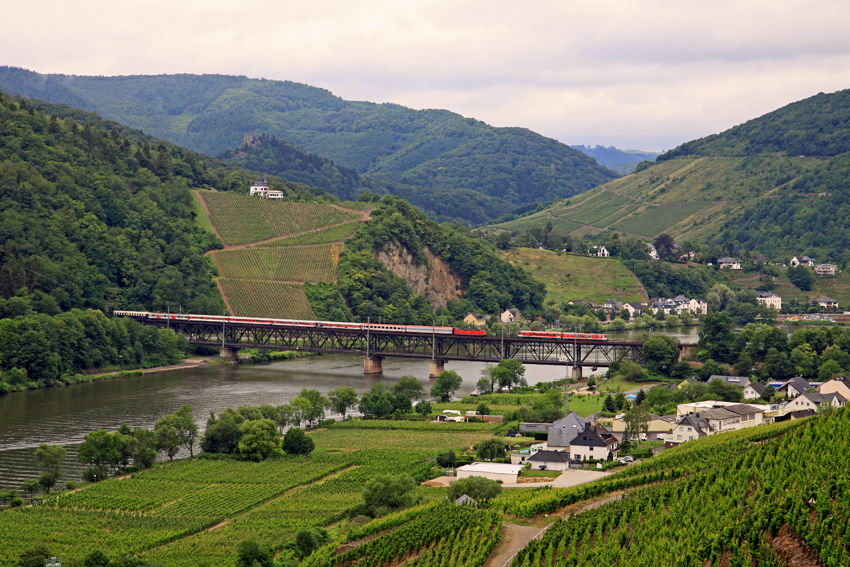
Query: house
[
  {"left": 790, "top": 256, "right": 815, "bottom": 267},
  {"left": 464, "top": 313, "right": 487, "bottom": 326},
  {"left": 500, "top": 309, "right": 522, "bottom": 323},
  {"left": 456, "top": 462, "right": 523, "bottom": 484},
  {"left": 569, "top": 423, "right": 618, "bottom": 462},
  {"left": 649, "top": 298, "right": 678, "bottom": 315},
  {"left": 693, "top": 403, "right": 764, "bottom": 433},
  {"left": 623, "top": 302, "right": 645, "bottom": 320},
  {"left": 665, "top": 414, "right": 713, "bottom": 447},
  {"left": 756, "top": 291, "right": 782, "bottom": 311},
  {"left": 546, "top": 412, "right": 589, "bottom": 451},
  {"left": 454, "top": 494, "right": 477, "bottom": 506},
  {"left": 819, "top": 377, "right": 850, "bottom": 400},
  {"left": 777, "top": 377, "right": 812, "bottom": 398},
  {"left": 774, "top": 409, "right": 815, "bottom": 422},
  {"left": 717, "top": 257, "right": 741, "bottom": 270},
  {"left": 526, "top": 450, "right": 571, "bottom": 471},
  {"left": 708, "top": 375, "right": 751, "bottom": 389},
  {"left": 813, "top": 296, "right": 839, "bottom": 310},
  {"left": 591, "top": 245, "right": 610, "bottom": 257},
  {"left": 678, "top": 377, "right": 701, "bottom": 389},
  {"left": 788, "top": 392, "right": 846, "bottom": 411},
  {"left": 646, "top": 243, "right": 658, "bottom": 259},
  {"left": 688, "top": 298, "right": 708, "bottom": 315},
  {"left": 249, "top": 178, "right": 269, "bottom": 196},
  {"left": 814, "top": 264, "right": 837, "bottom": 276},
  {"left": 610, "top": 413, "right": 675, "bottom": 442},
  {"left": 743, "top": 382, "right": 766, "bottom": 400},
  {"left": 266, "top": 190, "right": 284, "bottom": 199}
]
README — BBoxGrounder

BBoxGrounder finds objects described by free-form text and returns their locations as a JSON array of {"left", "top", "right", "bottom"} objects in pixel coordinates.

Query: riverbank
[{"left": 0, "top": 349, "right": 315, "bottom": 395}]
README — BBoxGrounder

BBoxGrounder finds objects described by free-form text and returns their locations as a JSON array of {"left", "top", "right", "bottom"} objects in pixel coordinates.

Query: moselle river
[{"left": 0, "top": 326, "right": 701, "bottom": 488}]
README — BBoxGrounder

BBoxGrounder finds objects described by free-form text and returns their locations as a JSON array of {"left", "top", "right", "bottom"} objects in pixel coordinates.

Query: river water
[{"left": 0, "top": 326, "right": 702, "bottom": 489}]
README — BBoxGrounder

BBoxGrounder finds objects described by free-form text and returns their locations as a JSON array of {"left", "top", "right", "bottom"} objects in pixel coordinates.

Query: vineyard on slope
[
  {"left": 215, "top": 244, "right": 342, "bottom": 282},
  {"left": 508, "top": 410, "right": 850, "bottom": 566},
  {"left": 217, "top": 279, "right": 316, "bottom": 319},
  {"left": 200, "top": 191, "right": 362, "bottom": 246}
]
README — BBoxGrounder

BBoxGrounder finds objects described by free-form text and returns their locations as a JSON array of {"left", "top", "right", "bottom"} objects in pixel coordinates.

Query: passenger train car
[
  {"left": 518, "top": 330, "right": 608, "bottom": 341},
  {"left": 113, "top": 311, "right": 487, "bottom": 336}
]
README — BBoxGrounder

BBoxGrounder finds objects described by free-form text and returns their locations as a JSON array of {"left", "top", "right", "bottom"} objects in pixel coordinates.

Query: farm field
[
  {"left": 0, "top": 422, "right": 498, "bottom": 567},
  {"left": 194, "top": 190, "right": 367, "bottom": 319},
  {"left": 501, "top": 248, "right": 647, "bottom": 305}
]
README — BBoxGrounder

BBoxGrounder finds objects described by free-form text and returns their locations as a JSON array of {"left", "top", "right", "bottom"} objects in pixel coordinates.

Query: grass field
[
  {"left": 501, "top": 248, "right": 647, "bottom": 304},
  {"left": 0, "top": 422, "right": 498, "bottom": 567},
  {"left": 218, "top": 279, "right": 317, "bottom": 319}
]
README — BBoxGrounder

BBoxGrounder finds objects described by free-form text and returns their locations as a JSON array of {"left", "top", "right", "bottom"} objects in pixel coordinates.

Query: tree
[
  {"left": 787, "top": 265, "right": 815, "bottom": 291},
  {"left": 415, "top": 400, "right": 432, "bottom": 416},
  {"left": 446, "top": 476, "right": 503, "bottom": 502},
  {"left": 16, "top": 546, "right": 52, "bottom": 567},
  {"left": 78, "top": 430, "right": 126, "bottom": 478},
  {"left": 430, "top": 370, "right": 463, "bottom": 402},
  {"left": 174, "top": 404, "right": 199, "bottom": 457},
  {"left": 327, "top": 386, "right": 358, "bottom": 419},
  {"left": 359, "top": 383, "right": 395, "bottom": 418},
  {"left": 362, "top": 473, "right": 418, "bottom": 515},
  {"left": 288, "top": 397, "right": 313, "bottom": 428},
  {"left": 478, "top": 363, "right": 498, "bottom": 394},
  {"left": 299, "top": 388, "right": 328, "bottom": 426},
  {"left": 642, "top": 335, "right": 679, "bottom": 374},
  {"left": 436, "top": 452, "right": 456, "bottom": 467},
  {"left": 237, "top": 419, "right": 279, "bottom": 461},
  {"left": 282, "top": 427, "right": 315, "bottom": 456},
  {"left": 154, "top": 420, "right": 181, "bottom": 461},
  {"left": 21, "top": 478, "right": 41, "bottom": 498},
  {"left": 476, "top": 402, "right": 492, "bottom": 416},
  {"left": 235, "top": 540, "right": 273, "bottom": 567},
  {"left": 33, "top": 444, "right": 66, "bottom": 493},
  {"left": 603, "top": 394, "right": 617, "bottom": 413},
  {"left": 474, "top": 437, "right": 506, "bottom": 461},
  {"left": 623, "top": 400, "right": 650, "bottom": 447},
  {"left": 294, "top": 528, "right": 329, "bottom": 559},
  {"left": 492, "top": 359, "right": 526, "bottom": 390},
  {"left": 392, "top": 376, "right": 425, "bottom": 400}
]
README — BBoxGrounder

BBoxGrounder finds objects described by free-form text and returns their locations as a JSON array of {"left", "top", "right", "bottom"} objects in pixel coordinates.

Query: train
[
  {"left": 518, "top": 330, "right": 608, "bottom": 341},
  {"left": 113, "top": 311, "right": 487, "bottom": 336},
  {"left": 113, "top": 312, "right": 608, "bottom": 341}
]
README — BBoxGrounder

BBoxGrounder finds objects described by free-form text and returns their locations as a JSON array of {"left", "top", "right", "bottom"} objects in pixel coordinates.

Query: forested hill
[
  {"left": 0, "top": 68, "right": 618, "bottom": 221},
  {"left": 571, "top": 144, "right": 660, "bottom": 174},
  {"left": 659, "top": 88, "right": 850, "bottom": 160}
]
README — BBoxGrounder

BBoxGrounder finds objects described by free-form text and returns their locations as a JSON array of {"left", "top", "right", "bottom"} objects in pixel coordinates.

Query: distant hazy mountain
[
  {"left": 571, "top": 145, "right": 660, "bottom": 174},
  {"left": 0, "top": 67, "right": 618, "bottom": 223}
]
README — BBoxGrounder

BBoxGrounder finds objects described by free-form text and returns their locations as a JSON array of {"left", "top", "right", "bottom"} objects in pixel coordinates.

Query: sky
[{"left": 4, "top": 0, "right": 850, "bottom": 151}]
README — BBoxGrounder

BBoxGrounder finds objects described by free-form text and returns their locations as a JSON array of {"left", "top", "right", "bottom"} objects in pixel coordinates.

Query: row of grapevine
[
  {"left": 215, "top": 244, "right": 341, "bottom": 282},
  {"left": 510, "top": 409, "right": 850, "bottom": 566},
  {"left": 259, "top": 220, "right": 361, "bottom": 246},
  {"left": 218, "top": 279, "right": 316, "bottom": 319},
  {"left": 201, "top": 191, "right": 361, "bottom": 246},
  {"left": 301, "top": 502, "right": 502, "bottom": 567}
]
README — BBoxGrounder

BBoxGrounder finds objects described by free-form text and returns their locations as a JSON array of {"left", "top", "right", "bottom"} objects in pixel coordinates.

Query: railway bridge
[{"left": 125, "top": 314, "right": 662, "bottom": 378}]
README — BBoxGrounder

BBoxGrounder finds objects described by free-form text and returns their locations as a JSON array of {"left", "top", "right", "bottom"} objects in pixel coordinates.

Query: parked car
[{"left": 619, "top": 456, "right": 634, "bottom": 464}]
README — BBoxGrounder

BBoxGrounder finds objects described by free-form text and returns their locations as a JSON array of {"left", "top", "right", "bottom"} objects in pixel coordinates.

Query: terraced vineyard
[
  {"left": 217, "top": 279, "right": 316, "bottom": 319},
  {"left": 199, "top": 191, "right": 363, "bottom": 246},
  {"left": 215, "top": 244, "right": 342, "bottom": 282},
  {"left": 0, "top": 421, "right": 496, "bottom": 566},
  {"left": 195, "top": 190, "right": 367, "bottom": 318}
]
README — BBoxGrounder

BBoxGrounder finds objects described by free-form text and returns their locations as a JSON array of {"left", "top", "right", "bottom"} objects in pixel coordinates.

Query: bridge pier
[
  {"left": 571, "top": 366, "right": 583, "bottom": 379},
  {"left": 364, "top": 355, "right": 384, "bottom": 374},
  {"left": 220, "top": 347, "right": 239, "bottom": 362},
  {"left": 429, "top": 359, "right": 446, "bottom": 378},
  {"left": 679, "top": 344, "right": 696, "bottom": 361}
]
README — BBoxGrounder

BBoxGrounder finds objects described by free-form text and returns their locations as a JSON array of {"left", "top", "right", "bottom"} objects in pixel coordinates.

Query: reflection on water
[{"left": 0, "top": 326, "right": 705, "bottom": 488}]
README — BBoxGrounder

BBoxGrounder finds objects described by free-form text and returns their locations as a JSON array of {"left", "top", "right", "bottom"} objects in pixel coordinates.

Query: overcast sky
[{"left": 4, "top": 0, "right": 850, "bottom": 151}]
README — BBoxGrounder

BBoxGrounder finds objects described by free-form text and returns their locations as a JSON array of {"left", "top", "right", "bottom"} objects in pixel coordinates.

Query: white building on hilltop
[{"left": 249, "top": 178, "right": 269, "bottom": 196}]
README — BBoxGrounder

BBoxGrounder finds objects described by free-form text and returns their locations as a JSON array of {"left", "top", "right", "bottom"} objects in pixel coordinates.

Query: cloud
[{"left": 3, "top": 0, "right": 850, "bottom": 149}]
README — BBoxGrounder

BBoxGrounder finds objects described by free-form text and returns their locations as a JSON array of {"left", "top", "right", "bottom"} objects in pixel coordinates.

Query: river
[{"left": 0, "top": 326, "right": 703, "bottom": 489}]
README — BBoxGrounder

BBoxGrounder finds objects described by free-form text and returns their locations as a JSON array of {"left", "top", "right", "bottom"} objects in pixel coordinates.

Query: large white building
[
  {"left": 249, "top": 178, "right": 269, "bottom": 196},
  {"left": 456, "top": 462, "right": 523, "bottom": 484},
  {"left": 756, "top": 291, "right": 782, "bottom": 311}
]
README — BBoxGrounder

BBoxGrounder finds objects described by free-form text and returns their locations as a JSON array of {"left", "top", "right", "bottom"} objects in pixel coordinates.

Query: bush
[
  {"left": 10, "top": 497, "right": 24, "bottom": 507},
  {"left": 282, "top": 428, "right": 315, "bottom": 456},
  {"left": 446, "top": 476, "right": 502, "bottom": 502}
]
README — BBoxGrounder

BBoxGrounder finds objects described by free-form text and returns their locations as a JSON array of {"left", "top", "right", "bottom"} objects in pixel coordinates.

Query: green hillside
[
  {"left": 502, "top": 249, "right": 647, "bottom": 304},
  {"left": 490, "top": 88, "right": 850, "bottom": 263},
  {"left": 0, "top": 68, "right": 618, "bottom": 222}
]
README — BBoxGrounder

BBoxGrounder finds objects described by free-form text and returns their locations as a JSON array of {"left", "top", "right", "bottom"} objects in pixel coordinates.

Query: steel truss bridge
[{"left": 136, "top": 316, "right": 647, "bottom": 376}]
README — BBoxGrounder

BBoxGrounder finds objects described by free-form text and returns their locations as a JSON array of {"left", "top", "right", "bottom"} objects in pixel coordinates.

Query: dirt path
[{"left": 485, "top": 523, "right": 546, "bottom": 567}]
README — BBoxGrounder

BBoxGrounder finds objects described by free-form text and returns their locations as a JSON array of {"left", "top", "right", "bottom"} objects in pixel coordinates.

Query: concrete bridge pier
[
  {"left": 571, "top": 366, "right": 583, "bottom": 379},
  {"left": 364, "top": 355, "right": 384, "bottom": 374},
  {"left": 429, "top": 359, "right": 446, "bottom": 378},
  {"left": 220, "top": 347, "right": 239, "bottom": 362},
  {"left": 679, "top": 344, "right": 697, "bottom": 361}
]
